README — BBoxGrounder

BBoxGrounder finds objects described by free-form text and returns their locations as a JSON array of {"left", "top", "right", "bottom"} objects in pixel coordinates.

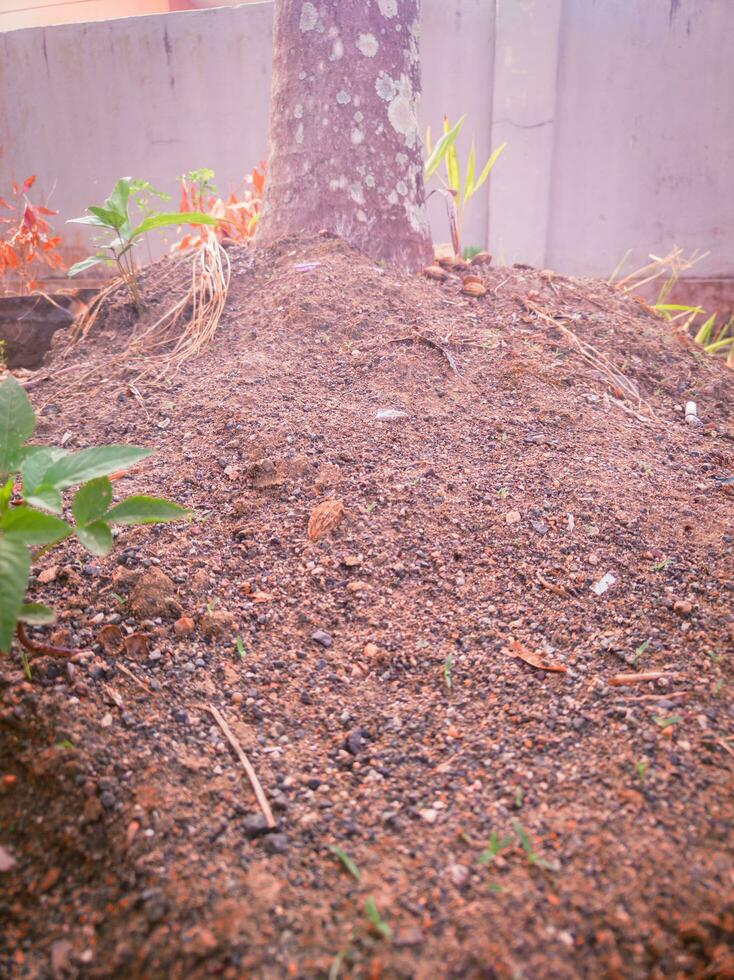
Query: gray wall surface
[{"left": 1, "top": 0, "right": 731, "bottom": 282}]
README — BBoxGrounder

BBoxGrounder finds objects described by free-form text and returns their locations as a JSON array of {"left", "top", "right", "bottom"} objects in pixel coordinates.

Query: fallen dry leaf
[
  {"left": 251, "top": 591, "right": 273, "bottom": 603},
  {"left": 97, "top": 624, "right": 123, "bottom": 654},
  {"left": 307, "top": 499, "right": 344, "bottom": 541},
  {"left": 510, "top": 640, "right": 567, "bottom": 674}
]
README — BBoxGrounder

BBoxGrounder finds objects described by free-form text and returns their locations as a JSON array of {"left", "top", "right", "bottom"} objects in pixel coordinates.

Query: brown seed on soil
[
  {"left": 461, "top": 281, "right": 487, "bottom": 298},
  {"left": 96, "top": 624, "right": 123, "bottom": 655},
  {"left": 470, "top": 251, "right": 492, "bottom": 266},
  {"left": 123, "top": 633, "right": 149, "bottom": 658},
  {"left": 307, "top": 499, "right": 345, "bottom": 541},
  {"left": 424, "top": 265, "right": 448, "bottom": 281}
]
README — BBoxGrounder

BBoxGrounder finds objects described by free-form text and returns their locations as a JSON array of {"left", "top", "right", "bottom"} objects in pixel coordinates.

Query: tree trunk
[{"left": 257, "top": 0, "right": 433, "bottom": 271}]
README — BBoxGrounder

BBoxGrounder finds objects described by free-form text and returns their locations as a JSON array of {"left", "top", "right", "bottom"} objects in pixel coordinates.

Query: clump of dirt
[{"left": 1, "top": 234, "right": 733, "bottom": 979}]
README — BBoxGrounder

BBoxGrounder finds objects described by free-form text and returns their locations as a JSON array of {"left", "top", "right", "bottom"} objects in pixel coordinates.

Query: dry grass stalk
[{"left": 525, "top": 301, "right": 659, "bottom": 423}]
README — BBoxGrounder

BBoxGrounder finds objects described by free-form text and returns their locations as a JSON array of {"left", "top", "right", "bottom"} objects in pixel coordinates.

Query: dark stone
[
  {"left": 242, "top": 813, "right": 272, "bottom": 838},
  {"left": 311, "top": 629, "right": 333, "bottom": 648}
]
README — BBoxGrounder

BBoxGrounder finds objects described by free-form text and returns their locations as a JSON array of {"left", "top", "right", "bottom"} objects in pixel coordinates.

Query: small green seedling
[
  {"left": 512, "top": 819, "right": 552, "bottom": 870},
  {"left": 20, "top": 651, "right": 32, "bottom": 680},
  {"left": 487, "top": 881, "right": 505, "bottom": 894},
  {"left": 364, "top": 898, "right": 391, "bottom": 940},
  {"left": 513, "top": 787, "right": 524, "bottom": 809},
  {"left": 496, "top": 487, "right": 509, "bottom": 499},
  {"left": 205, "top": 597, "right": 218, "bottom": 615},
  {"left": 0, "top": 376, "right": 188, "bottom": 657},
  {"left": 68, "top": 177, "right": 216, "bottom": 312},
  {"left": 637, "top": 460, "right": 653, "bottom": 476},
  {"left": 634, "top": 639, "right": 650, "bottom": 662},
  {"left": 235, "top": 635, "right": 246, "bottom": 661},
  {"left": 55, "top": 740, "right": 74, "bottom": 751},
  {"left": 654, "top": 714, "right": 682, "bottom": 729},
  {"left": 443, "top": 653, "right": 453, "bottom": 693},
  {"left": 650, "top": 557, "right": 674, "bottom": 572},
  {"left": 477, "top": 831, "right": 513, "bottom": 865},
  {"left": 635, "top": 760, "right": 648, "bottom": 782},
  {"left": 328, "top": 845, "right": 361, "bottom": 883}
]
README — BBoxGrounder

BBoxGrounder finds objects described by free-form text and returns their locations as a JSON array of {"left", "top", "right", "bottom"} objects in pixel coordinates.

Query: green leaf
[
  {"left": 19, "top": 602, "right": 55, "bottom": 625},
  {"left": 424, "top": 116, "right": 466, "bottom": 177},
  {"left": 446, "top": 142, "right": 460, "bottom": 193},
  {"left": 75, "top": 521, "right": 113, "bottom": 556},
  {"left": 694, "top": 313, "right": 717, "bottom": 346},
  {"left": 0, "top": 377, "right": 35, "bottom": 478},
  {"left": 130, "top": 211, "right": 218, "bottom": 239},
  {"left": 25, "top": 485, "right": 63, "bottom": 514},
  {"left": 0, "top": 537, "right": 30, "bottom": 653},
  {"left": 103, "top": 495, "right": 188, "bottom": 526},
  {"left": 464, "top": 141, "right": 476, "bottom": 203},
  {"left": 20, "top": 447, "right": 68, "bottom": 493},
  {"left": 328, "top": 845, "right": 361, "bottom": 882},
  {"left": 474, "top": 141, "right": 507, "bottom": 193},
  {"left": 72, "top": 476, "right": 113, "bottom": 526},
  {"left": 0, "top": 478, "right": 13, "bottom": 516},
  {"left": 42, "top": 445, "right": 151, "bottom": 490},
  {"left": 67, "top": 214, "right": 111, "bottom": 228},
  {"left": 105, "top": 177, "right": 131, "bottom": 222},
  {"left": 1, "top": 506, "right": 70, "bottom": 546},
  {"left": 364, "top": 898, "right": 391, "bottom": 940},
  {"left": 88, "top": 206, "right": 124, "bottom": 230},
  {"left": 68, "top": 255, "right": 111, "bottom": 278}
]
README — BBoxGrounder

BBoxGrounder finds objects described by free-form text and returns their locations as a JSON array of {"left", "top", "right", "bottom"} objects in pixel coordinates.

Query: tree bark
[{"left": 257, "top": 0, "right": 433, "bottom": 271}]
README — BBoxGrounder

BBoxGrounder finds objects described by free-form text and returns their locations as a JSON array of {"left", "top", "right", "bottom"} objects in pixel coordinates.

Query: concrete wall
[{"left": 1, "top": 0, "right": 732, "bottom": 284}]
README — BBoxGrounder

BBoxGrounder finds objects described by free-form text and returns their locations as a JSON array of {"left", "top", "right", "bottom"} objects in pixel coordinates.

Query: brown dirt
[{"left": 2, "top": 234, "right": 734, "bottom": 979}]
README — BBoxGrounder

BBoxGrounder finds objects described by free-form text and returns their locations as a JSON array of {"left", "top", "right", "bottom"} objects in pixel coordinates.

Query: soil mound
[{"left": 2, "top": 235, "right": 733, "bottom": 978}]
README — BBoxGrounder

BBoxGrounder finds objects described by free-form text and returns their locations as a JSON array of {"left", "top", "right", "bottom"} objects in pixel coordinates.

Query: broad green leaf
[
  {"left": 131, "top": 211, "right": 218, "bottom": 239},
  {"left": 42, "top": 445, "right": 151, "bottom": 491},
  {"left": 0, "top": 478, "right": 12, "bottom": 516},
  {"left": 105, "top": 177, "right": 131, "bottom": 221},
  {"left": 474, "top": 141, "right": 507, "bottom": 193},
  {"left": 0, "top": 377, "right": 35, "bottom": 478},
  {"left": 103, "top": 495, "right": 189, "bottom": 526},
  {"left": 72, "top": 476, "right": 113, "bottom": 526},
  {"left": 464, "top": 141, "right": 476, "bottom": 203},
  {"left": 0, "top": 536, "right": 30, "bottom": 653},
  {"left": 21, "top": 447, "right": 68, "bottom": 492},
  {"left": 1, "top": 506, "right": 70, "bottom": 546},
  {"left": 67, "top": 214, "right": 110, "bottom": 228},
  {"left": 19, "top": 602, "right": 55, "bottom": 625},
  {"left": 424, "top": 116, "right": 466, "bottom": 177},
  {"left": 76, "top": 521, "right": 113, "bottom": 556},
  {"left": 24, "top": 485, "right": 63, "bottom": 514},
  {"left": 88, "top": 206, "right": 123, "bottom": 230},
  {"left": 68, "top": 256, "right": 111, "bottom": 278}
]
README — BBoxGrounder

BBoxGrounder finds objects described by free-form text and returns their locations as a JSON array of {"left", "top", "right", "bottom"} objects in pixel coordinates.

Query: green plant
[
  {"left": 67, "top": 177, "right": 217, "bottom": 313},
  {"left": 235, "top": 635, "right": 246, "bottom": 661},
  {"left": 328, "top": 845, "right": 361, "bottom": 882},
  {"left": 477, "top": 831, "right": 513, "bottom": 865},
  {"left": 635, "top": 760, "right": 648, "bottom": 782},
  {"left": 364, "top": 898, "right": 391, "bottom": 940},
  {"left": 511, "top": 820, "right": 552, "bottom": 870},
  {"left": 425, "top": 116, "right": 505, "bottom": 257},
  {"left": 654, "top": 714, "right": 682, "bottom": 729},
  {"left": 0, "top": 376, "right": 188, "bottom": 656},
  {"left": 633, "top": 639, "right": 650, "bottom": 662},
  {"left": 650, "top": 557, "right": 673, "bottom": 572},
  {"left": 442, "top": 653, "right": 453, "bottom": 693}
]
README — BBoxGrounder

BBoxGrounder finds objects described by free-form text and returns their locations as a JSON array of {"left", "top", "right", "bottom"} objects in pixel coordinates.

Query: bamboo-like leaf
[
  {"left": 130, "top": 211, "right": 218, "bottom": 240},
  {"left": 694, "top": 313, "right": 717, "bottom": 345},
  {"left": 464, "top": 142, "right": 476, "bottom": 203},
  {"left": 446, "top": 142, "right": 460, "bottom": 193},
  {"left": 424, "top": 116, "right": 465, "bottom": 178},
  {"left": 474, "top": 142, "right": 507, "bottom": 192}
]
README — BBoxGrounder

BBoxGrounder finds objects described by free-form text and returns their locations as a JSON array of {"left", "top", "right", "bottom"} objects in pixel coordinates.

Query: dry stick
[
  {"left": 622, "top": 691, "right": 690, "bottom": 702},
  {"left": 116, "top": 661, "right": 152, "bottom": 695},
  {"left": 389, "top": 331, "right": 462, "bottom": 378},
  {"left": 208, "top": 704, "right": 276, "bottom": 828},
  {"left": 608, "top": 671, "right": 668, "bottom": 687}
]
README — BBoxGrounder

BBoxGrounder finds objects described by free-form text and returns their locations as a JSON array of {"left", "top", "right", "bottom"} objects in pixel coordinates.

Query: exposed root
[{"left": 16, "top": 621, "right": 76, "bottom": 659}]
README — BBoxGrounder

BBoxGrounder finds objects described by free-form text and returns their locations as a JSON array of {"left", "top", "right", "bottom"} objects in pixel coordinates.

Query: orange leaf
[
  {"left": 23, "top": 175, "right": 36, "bottom": 191},
  {"left": 510, "top": 640, "right": 567, "bottom": 673}
]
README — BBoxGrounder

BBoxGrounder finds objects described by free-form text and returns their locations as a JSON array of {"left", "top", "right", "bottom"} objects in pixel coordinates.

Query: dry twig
[{"left": 209, "top": 704, "right": 276, "bottom": 828}]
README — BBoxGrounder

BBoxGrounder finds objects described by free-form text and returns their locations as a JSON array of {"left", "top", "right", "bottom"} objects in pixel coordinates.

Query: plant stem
[{"left": 16, "top": 621, "right": 77, "bottom": 659}]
